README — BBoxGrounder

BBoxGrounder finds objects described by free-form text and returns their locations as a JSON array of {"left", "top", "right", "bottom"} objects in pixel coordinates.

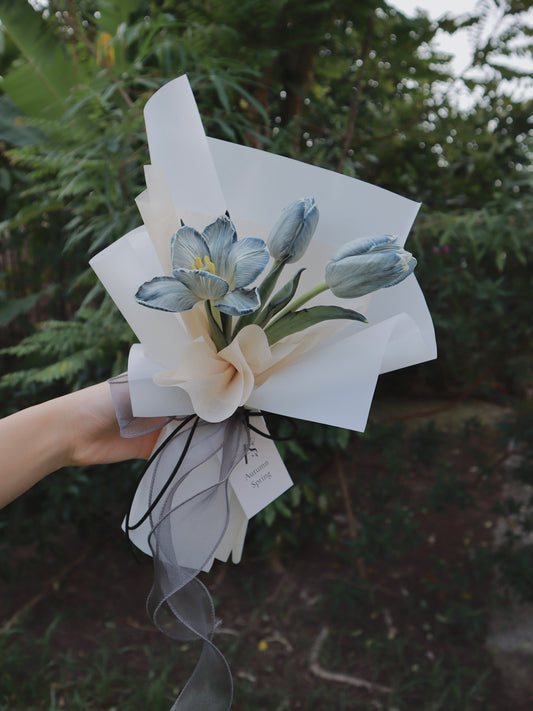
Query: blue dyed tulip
[
  {"left": 136, "top": 215, "right": 270, "bottom": 316},
  {"left": 268, "top": 197, "right": 319, "bottom": 263},
  {"left": 325, "top": 234, "right": 416, "bottom": 298}
]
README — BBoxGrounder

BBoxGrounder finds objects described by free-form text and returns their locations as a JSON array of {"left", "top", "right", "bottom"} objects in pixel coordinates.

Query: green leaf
[
  {"left": 97, "top": 0, "right": 142, "bottom": 34},
  {"left": 259, "top": 268, "right": 305, "bottom": 326},
  {"left": 0, "top": 0, "right": 82, "bottom": 119},
  {"left": 233, "top": 259, "right": 287, "bottom": 336},
  {"left": 0, "top": 288, "right": 53, "bottom": 327},
  {"left": 0, "top": 96, "right": 45, "bottom": 146},
  {"left": 209, "top": 73, "right": 231, "bottom": 112},
  {"left": 335, "top": 428, "right": 351, "bottom": 450},
  {"left": 265, "top": 305, "right": 367, "bottom": 345},
  {"left": 263, "top": 504, "right": 276, "bottom": 527}
]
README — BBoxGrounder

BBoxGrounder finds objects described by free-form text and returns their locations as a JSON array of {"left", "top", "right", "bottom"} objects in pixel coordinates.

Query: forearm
[
  {"left": 0, "top": 394, "right": 72, "bottom": 508},
  {"left": 0, "top": 382, "right": 159, "bottom": 510}
]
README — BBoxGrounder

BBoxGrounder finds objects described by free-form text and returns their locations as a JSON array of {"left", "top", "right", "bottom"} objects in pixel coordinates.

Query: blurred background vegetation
[
  {"left": 0, "top": 1, "right": 532, "bottom": 708},
  {"left": 0, "top": 0, "right": 531, "bottom": 553}
]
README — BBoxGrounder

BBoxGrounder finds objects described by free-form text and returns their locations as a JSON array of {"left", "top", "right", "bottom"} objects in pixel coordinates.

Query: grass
[{"left": 0, "top": 622, "right": 177, "bottom": 710}]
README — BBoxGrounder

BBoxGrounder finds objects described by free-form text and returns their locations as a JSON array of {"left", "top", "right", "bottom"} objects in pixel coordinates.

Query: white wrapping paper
[{"left": 91, "top": 75, "right": 436, "bottom": 434}]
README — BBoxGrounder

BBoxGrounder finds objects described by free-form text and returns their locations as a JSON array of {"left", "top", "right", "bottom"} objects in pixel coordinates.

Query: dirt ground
[{"left": 1, "top": 398, "right": 531, "bottom": 710}]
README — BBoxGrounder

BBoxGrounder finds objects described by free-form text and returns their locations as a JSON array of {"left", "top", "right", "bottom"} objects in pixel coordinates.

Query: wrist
[
  {"left": 57, "top": 391, "right": 81, "bottom": 468},
  {"left": 43, "top": 393, "right": 78, "bottom": 470},
  {"left": 62, "top": 384, "right": 110, "bottom": 468}
]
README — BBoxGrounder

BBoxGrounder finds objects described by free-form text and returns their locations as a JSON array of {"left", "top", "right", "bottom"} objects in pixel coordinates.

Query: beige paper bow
[{"left": 153, "top": 314, "right": 339, "bottom": 422}]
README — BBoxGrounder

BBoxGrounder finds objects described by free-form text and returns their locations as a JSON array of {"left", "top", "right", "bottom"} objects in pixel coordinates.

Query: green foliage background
[{"left": 0, "top": 0, "right": 531, "bottom": 540}]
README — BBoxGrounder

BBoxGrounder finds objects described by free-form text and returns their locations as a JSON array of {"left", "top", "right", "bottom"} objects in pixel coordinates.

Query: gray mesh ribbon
[{"left": 109, "top": 375, "right": 251, "bottom": 711}]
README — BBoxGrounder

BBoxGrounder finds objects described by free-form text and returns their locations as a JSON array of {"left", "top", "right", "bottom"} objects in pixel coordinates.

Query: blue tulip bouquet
[{"left": 135, "top": 198, "right": 416, "bottom": 363}]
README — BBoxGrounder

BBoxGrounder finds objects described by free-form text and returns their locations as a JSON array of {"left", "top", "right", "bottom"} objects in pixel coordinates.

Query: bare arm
[{"left": 0, "top": 382, "right": 159, "bottom": 509}]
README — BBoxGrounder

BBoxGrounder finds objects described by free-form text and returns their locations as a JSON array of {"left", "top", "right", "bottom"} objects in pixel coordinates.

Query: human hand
[{"left": 65, "top": 382, "right": 160, "bottom": 467}]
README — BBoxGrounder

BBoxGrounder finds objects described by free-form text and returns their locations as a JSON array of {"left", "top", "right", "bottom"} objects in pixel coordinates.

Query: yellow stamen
[{"left": 191, "top": 254, "right": 217, "bottom": 274}]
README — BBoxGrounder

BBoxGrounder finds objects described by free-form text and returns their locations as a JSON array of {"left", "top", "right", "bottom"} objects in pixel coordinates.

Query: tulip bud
[
  {"left": 325, "top": 234, "right": 416, "bottom": 298},
  {"left": 268, "top": 197, "right": 319, "bottom": 263}
]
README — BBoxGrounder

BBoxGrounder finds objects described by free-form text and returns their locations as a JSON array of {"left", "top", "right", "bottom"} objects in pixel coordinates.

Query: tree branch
[{"left": 309, "top": 626, "right": 391, "bottom": 694}]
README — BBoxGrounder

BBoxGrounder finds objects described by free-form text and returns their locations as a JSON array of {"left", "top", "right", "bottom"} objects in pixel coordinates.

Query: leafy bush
[{"left": 408, "top": 179, "right": 533, "bottom": 397}]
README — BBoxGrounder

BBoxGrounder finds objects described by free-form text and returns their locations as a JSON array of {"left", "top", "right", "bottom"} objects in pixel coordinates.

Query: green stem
[
  {"left": 221, "top": 312, "right": 232, "bottom": 344},
  {"left": 205, "top": 301, "right": 227, "bottom": 351},
  {"left": 271, "top": 282, "right": 330, "bottom": 323}
]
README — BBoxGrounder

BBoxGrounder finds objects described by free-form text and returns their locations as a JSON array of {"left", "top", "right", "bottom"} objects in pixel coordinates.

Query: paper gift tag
[
  {"left": 211, "top": 491, "right": 249, "bottom": 565},
  {"left": 229, "top": 417, "right": 293, "bottom": 519}
]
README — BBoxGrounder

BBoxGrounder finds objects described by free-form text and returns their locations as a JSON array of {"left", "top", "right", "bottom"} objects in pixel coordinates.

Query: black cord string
[
  {"left": 245, "top": 410, "right": 298, "bottom": 442},
  {"left": 124, "top": 415, "right": 198, "bottom": 541}
]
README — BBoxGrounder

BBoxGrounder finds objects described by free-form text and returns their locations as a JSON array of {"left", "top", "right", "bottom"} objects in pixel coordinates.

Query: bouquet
[{"left": 90, "top": 75, "right": 436, "bottom": 711}]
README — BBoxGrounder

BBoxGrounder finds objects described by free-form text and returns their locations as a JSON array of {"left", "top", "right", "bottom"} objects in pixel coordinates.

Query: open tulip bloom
[
  {"left": 90, "top": 76, "right": 436, "bottom": 711},
  {"left": 136, "top": 215, "right": 270, "bottom": 319}
]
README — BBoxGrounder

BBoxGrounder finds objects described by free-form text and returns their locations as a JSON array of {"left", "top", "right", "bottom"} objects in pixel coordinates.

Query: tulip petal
[
  {"left": 268, "top": 200, "right": 304, "bottom": 258},
  {"left": 215, "top": 287, "right": 261, "bottom": 316},
  {"left": 171, "top": 226, "right": 209, "bottom": 273},
  {"left": 331, "top": 234, "right": 397, "bottom": 261},
  {"left": 384, "top": 253, "right": 417, "bottom": 286},
  {"left": 135, "top": 276, "right": 199, "bottom": 312},
  {"left": 174, "top": 268, "right": 229, "bottom": 301},
  {"left": 228, "top": 237, "right": 270, "bottom": 289},
  {"left": 203, "top": 215, "right": 236, "bottom": 274}
]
